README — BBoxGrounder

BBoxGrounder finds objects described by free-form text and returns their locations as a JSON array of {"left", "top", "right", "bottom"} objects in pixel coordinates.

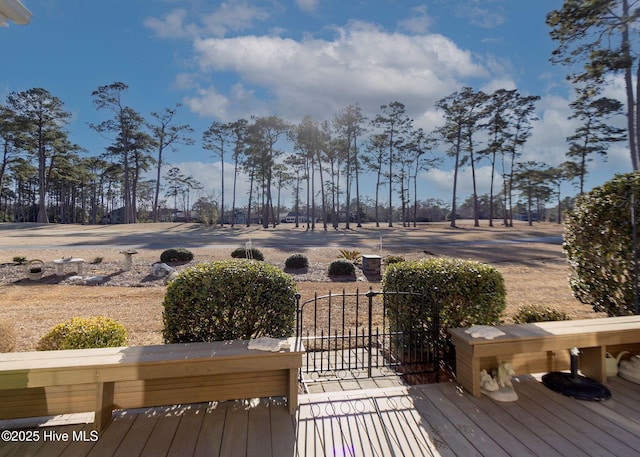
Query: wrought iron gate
[{"left": 295, "top": 288, "right": 440, "bottom": 384}]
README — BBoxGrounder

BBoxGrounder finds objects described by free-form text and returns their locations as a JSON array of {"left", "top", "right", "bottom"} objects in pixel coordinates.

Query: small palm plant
[{"left": 337, "top": 249, "right": 361, "bottom": 265}]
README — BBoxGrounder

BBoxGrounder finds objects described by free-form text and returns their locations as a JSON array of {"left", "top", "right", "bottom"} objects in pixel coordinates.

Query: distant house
[
  {"left": 102, "top": 207, "right": 187, "bottom": 223},
  {"left": 227, "top": 209, "right": 246, "bottom": 224},
  {"left": 101, "top": 207, "right": 126, "bottom": 224},
  {"left": 516, "top": 211, "right": 539, "bottom": 222},
  {"left": 282, "top": 211, "right": 320, "bottom": 224}
]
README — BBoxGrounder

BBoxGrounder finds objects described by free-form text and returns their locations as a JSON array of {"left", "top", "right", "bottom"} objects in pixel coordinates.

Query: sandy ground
[{"left": 0, "top": 221, "right": 599, "bottom": 352}]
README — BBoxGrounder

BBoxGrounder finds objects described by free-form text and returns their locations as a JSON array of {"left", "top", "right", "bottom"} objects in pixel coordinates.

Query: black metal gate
[{"left": 295, "top": 288, "right": 440, "bottom": 384}]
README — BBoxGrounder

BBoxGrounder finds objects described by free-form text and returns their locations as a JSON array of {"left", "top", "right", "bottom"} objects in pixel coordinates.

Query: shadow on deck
[{"left": 1, "top": 376, "right": 639, "bottom": 456}]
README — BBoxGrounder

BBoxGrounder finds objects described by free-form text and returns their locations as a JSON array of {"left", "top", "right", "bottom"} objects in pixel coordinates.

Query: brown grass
[{"left": 0, "top": 221, "right": 601, "bottom": 352}]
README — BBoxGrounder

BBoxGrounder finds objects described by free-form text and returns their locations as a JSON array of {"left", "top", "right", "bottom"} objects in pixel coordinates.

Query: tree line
[{"left": 0, "top": 80, "right": 622, "bottom": 228}]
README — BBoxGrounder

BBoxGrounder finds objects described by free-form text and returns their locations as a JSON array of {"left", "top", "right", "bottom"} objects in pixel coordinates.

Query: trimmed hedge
[
  {"left": 328, "top": 259, "right": 356, "bottom": 276},
  {"left": 384, "top": 255, "right": 406, "bottom": 265},
  {"left": 512, "top": 304, "right": 570, "bottom": 324},
  {"left": 564, "top": 172, "right": 640, "bottom": 316},
  {"left": 160, "top": 247, "right": 194, "bottom": 263},
  {"left": 382, "top": 257, "right": 506, "bottom": 331},
  {"left": 37, "top": 316, "right": 128, "bottom": 351},
  {"left": 285, "top": 253, "right": 309, "bottom": 269},
  {"left": 163, "top": 260, "right": 296, "bottom": 343},
  {"left": 231, "top": 246, "right": 265, "bottom": 261}
]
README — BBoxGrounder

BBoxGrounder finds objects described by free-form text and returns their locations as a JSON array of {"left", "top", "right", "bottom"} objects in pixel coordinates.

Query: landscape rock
[{"left": 151, "top": 262, "right": 175, "bottom": 278}]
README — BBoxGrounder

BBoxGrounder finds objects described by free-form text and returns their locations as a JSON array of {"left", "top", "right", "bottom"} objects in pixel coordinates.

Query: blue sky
[{"left": 1, "top": 0, "right": 633, "bottom": 209}]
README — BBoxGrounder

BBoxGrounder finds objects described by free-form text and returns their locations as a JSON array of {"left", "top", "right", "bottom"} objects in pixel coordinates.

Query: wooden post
[{"left": 95, "top": 381, "right": 115, "bottom": 431}]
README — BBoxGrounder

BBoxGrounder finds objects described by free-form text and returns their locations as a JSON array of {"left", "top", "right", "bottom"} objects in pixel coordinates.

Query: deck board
[
  {"left": 435, "top": 382, "right": 538, "bottom": 457},
  {"left": 218, "top": 403, "right": 248, "bottom": 457},
  {"left": 192, "top": 402, "right": 227, "bottom": 457},
  {"left": 166, "top": 404, "right": 207, "bottom": 457},
  {"left": 139, "top": 410, "right": 181, "bottom": 457},
  {"left": 114, "top": 413, "right": 157, "bottom": 457},
  {"left": 296, "top": 399, "right": 326, "bottom": 456},
  {"left": 86, "top": 413, "right": 134, "bottom": 457},
  {"left": 517, "top": 380, "right": 638, "bottom": 457},
  {"left": 508, "top": 383, "right": 616, "bottom": 457},
  {"left": 268, "top": 400, "right": 296, "bottom": 457},
  {"left": 495, "top": 392, "right": 590, "bottom": 456},
  {"left": 246, "top": 400, "right": 272, "bottom": 457},
  {"left": 373, "top": 394, "right": 439, "bottom": 456},
  {"left": 527, "top": 378, "right": 640, "bottom": 448},
  {"left": 1, "top": 376, "right": 639, "bottom": 457}
]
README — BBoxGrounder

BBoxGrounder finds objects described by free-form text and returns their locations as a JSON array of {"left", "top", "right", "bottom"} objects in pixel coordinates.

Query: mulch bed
[{"left": 2, "top": 260, "right": 375, "bottom": 287}]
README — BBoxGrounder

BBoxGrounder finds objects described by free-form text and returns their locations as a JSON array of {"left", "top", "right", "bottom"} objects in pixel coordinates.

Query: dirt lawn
[{"left": 0, "top": 221, "right": 600, "bottom": 352}]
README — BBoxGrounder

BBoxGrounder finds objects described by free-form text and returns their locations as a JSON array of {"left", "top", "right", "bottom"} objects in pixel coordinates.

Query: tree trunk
[
  {"left": 622, "top": 0, "right": 639, "bottom": 170},
  {"left": 36, "top": 147, "right": 48, "bottom": 223}
]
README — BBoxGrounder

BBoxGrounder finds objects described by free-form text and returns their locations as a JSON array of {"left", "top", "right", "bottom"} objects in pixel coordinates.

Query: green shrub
[
  {"left": 12, "top": 256, "right": 27, "bottom": 265},
  {"left": 91, "top": 257, "right": 104, "bottom": 264},
  {"left": 230, "top": 246, "right": 265, "bottom": 261},
  {"left": 382, "top": 257, "right": 506, "bottom": 331},
  {"left": 512, "top": 304, "right": 570, "bottom": 324},
  {"left": 163, "top": 260, "right": 296, "bottom": 343},
  {"left": 0, "top": 320, "right": 15, "bottom": 352},
  {"left": 328, "top": 259, "right": 356, "bottom": 276},
  {"left": 285, "top": 253, "right": 309, "bottom": 269},
  {"left": 37, "top": 316, "right": 128, "bottom": 351},
  {"left": 384, "top": 255, "right": 405, "bottom": 265},
  {"left": 160, "top": 247, "right": 194, "bottom": 263},
  {"left": 564, "top": 172, "right": 640, "bottom": 316},
  {"left": 337, "top": 249, "right": 362, "bottom": 265}
]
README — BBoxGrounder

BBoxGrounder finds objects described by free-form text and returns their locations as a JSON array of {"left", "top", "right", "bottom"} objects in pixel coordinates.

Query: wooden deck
[{"left": 0, "top": 375, "right": 639, "bottom": 456}]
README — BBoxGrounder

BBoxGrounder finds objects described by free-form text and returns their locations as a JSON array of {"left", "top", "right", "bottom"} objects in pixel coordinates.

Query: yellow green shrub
[{"left": 37, "top": 316, "right": 128, "bottom": 351}]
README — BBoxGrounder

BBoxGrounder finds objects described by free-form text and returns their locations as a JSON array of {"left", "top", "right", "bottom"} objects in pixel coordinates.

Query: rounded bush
[
  {"left": 285, "top": 253, "right": 309, "bottom": 269},
  {"left": 384, "top": 255, "right": 406, "bottom": 265},
  {"left": 564, "top": 172, "right": 640, "bottom": 316},
  {"left": 328, "top": 259, "right": 356, "bottom": 276},
  {"left": 163, "top": 260, "right": 296, "bottom": 343},
  {"left": 512, "top": 304, "right": 570, "bottom": 324},
  {"left": 231, "top": 246, "right": 265, "bottom": 261},
  {"left": 0, "top": 319, "right": 16, "bottom": 352},
  {"left": 37, "top": 316, "right": 128, "bottom": 351},
  {"left": 382, "top": 257, "right": 506, "bottom": 331},
  {"left": 382, "top": 257, "right": 505, "bottom": 370},
  {"left": 160, "top": 247, "right": 194, "bottom": 263}
]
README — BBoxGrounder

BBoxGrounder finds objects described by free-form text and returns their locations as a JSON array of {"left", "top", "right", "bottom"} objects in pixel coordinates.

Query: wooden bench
[
  {"left": 0, "top": 338, "right": 303, "bottom": 430},
  {"left": 449, "top": 315, "right": 640, "bottom": 397}
]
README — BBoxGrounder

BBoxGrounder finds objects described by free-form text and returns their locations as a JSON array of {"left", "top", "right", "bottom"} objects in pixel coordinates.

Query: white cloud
[
  {"left": 399, "top": 5, "right": 432, "bottom": 34},
  {"left": 174, "top": 72, "right": 198, "bottom": 90},
  {"left": 602, "top": 75, "right": 627, "bottom": 102},
  {"left": 183, "top": 83, "right": 269, "bottom": 121},
  {"left": 201, "top": 2, "right": 270, "bottom": 37},
  {"left": 145, "top": 2, "right": 270, "bottom": 39},
  {"left": 422, "top": 165, "right": 500, "bottom": 203},
  {"left": 189, "top": 21, "right": 488, "bottom": 122},
  {"left": 457, "top": 0, "right": 506, "bottom": 29},
  {"left": 480, "top": 77, "right": 516, "bottom": 95},
  {"left": 296, "top": 0, "right": 319, "bottom": 13},
  {"left": 525, "top": 95, "right": 575, "bottom": 164},
  {"left": 144, "top": 9, "right": 194, "bottom": 39},
  {"left": 184, "top": 88, "right": 228, "bottom": 118}
]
